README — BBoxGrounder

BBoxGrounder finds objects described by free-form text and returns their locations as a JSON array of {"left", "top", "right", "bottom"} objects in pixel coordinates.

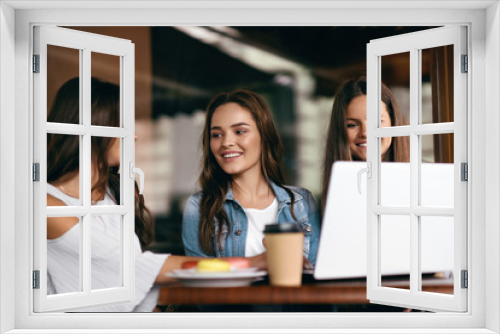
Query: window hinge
[
  {"left": 33, "top": 54, "right": 40, "bottom": 73},
  {"left": 33, "top": 163, "right": 40, "bottom": 182},
  {"left": 33, "top": 270, "right": 40, "bottom": 289},
  {"left": 461, "top": 270, "right": 468, "bottom": 289},
  {"left": 461, "top": 54, "right": 468, "bottom": 73},
  {"left": 461, "top": 162, "right": 468, "bottom": 181}
]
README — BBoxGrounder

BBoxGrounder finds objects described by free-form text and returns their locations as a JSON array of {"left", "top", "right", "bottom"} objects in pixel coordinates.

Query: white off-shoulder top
[{"left": 47, "top": 184, "right": 169, "bottom": 312}]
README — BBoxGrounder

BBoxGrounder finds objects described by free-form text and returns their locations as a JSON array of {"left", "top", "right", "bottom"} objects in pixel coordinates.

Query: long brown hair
[
  {"left": 47, "top": 77, "right": 154, "bottom": 250},
  {"left": 321, "top": 76, "right": 410, "bottom": 210},
  {"left": 198, "top": 89, "right": 295, "bottom": 255}
]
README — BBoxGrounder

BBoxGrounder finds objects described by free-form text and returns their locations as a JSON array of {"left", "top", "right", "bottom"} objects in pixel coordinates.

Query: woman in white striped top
[{"left": 46, "top": 77, "right": 266, "bottom": 312}]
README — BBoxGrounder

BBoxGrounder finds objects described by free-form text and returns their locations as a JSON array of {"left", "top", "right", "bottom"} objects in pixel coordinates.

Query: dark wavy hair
[
  {"left": 321, "top": 76, "right": 410, "bottom": 211},
  {"left": 198, "top": 89, "right": 296, "bottom": 255},
  {"left": 47, "top": 77, "right": 154, "bottom": 250}
]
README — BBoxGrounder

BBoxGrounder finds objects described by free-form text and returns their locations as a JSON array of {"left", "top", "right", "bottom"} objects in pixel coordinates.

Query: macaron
[{"left": 196, "top": 259, "right": 231, "bottom": 272}]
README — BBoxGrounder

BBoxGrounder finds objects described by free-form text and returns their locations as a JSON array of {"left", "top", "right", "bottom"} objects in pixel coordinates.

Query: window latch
[
  {"left": 357, "top": 161, "right": 372, "bottom": 194},
  {"left": 129, "top": 162, "right": 145, "bottom": 195}
]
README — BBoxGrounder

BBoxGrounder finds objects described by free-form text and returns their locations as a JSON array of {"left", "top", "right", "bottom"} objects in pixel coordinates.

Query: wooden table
[{"left": 157, "top": 275, "right": 453, "bottom": 305}]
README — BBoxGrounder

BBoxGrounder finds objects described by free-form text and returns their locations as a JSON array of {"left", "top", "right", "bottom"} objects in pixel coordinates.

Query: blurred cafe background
[{"left": 47, "top": 26, "right": 452, "bottom": 256}]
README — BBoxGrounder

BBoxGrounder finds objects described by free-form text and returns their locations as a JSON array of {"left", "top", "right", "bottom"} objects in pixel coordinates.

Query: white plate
[
  {"left": 172, "top": 267, "right": 258, "bottom": 278},
  {"left": 167, "top": 269, "right": 267, "bottom": 287}
]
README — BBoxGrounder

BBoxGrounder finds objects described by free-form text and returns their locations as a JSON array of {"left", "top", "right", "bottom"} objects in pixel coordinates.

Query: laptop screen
[{"left": 314, "top": 161, "right": 454, "bottom": 280}]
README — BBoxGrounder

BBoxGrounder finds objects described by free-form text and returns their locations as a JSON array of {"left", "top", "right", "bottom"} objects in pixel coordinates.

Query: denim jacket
[{"left": 182, "top": 182, "right": 321, "bottom": 265}]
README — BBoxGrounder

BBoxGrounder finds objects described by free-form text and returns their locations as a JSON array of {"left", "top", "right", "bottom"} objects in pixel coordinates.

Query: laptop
[{"left": 313, "top": 161, "right": 454, "bottom": 280}]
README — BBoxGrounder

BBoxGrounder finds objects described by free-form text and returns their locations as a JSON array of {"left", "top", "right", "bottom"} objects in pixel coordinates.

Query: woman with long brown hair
[
  {"left": 321, "top": 76, "right": 410, "bottom": 210},
  {"left": 47, "top": 78, "right": 266, "bottom": 312},
  {"left": 47, "top": 77, "right": 169, "bottom": 312},
  {"left": 182, "top": 89, "right": 320, "bottom": 265}
]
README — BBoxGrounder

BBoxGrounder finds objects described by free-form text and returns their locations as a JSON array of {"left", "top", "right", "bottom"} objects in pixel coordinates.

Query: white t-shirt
[{"left": 243, "top": 198, "right": 278, "bottom": 257}]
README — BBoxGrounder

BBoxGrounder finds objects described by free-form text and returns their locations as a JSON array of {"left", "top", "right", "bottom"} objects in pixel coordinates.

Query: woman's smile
[
  {"left": 221, "top": 151, "right": 243, "bottom": 161},
  {"left": 356, "top": 141, "right": 367, "bottom": 149},
  {"left": 210, "top": 102, "right": 262, "bottom": 178}
]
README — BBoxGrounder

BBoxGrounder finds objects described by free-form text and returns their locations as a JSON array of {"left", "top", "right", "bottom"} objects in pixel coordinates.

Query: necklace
[{"left": 55, "top": 183, "right": 79, "bottom": 198}]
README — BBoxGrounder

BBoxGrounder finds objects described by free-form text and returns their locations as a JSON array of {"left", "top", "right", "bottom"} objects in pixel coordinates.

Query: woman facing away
[
  {"left": 182, "top": 89, "right": 321, "bottom": 266},
  {"left": 46, "top": 78, "right": 266, "bottom": 312},
  {"left": 321, "top": 76, "right": 410, "bottom": 210}
]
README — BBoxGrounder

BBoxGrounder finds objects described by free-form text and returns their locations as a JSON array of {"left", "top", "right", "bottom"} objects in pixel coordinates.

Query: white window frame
[
  {"left": 0, "top": 1, "right": 498, "bottom": 333},
  {"left": 33, "top": 26, "right": 137, "bottom": 312},
  {"left": 366, "top": 26, "right": 467, "bottom": 312}
]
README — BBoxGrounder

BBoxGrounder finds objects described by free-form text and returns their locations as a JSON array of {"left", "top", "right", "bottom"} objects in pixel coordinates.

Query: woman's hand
[
  {"left": 302, "top": 256, "right": 314, "bottom": 270},
  {"left": 247, "top": 252, "right": 267, "bottom": 270}
]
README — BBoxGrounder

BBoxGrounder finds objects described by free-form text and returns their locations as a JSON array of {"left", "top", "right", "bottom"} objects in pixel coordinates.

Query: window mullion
[
  {"left": 81, "top": 132, "right": 91, "bottom": 294},
  {"left": 412, "top": 123, "right": 455, "bottom": 135},
  {"left": 409, "top": 47, "right": 420, "bottom": 294},
  {"left": 81, "top": 213, "right": 91, "bottom": 294},
  {"left": 81, "top": 48, "right": 91, "bottom": 207},
  {"left": 373, "top": 206, "right": 454, "bottom": 216},
  {"left": 121, "top": 50, "right": 135, "bottom": 292},
  {"left": 373, "top": 123, "right": 455, "bottom": 137},
  {"left": 81, "top": 48, "right": 92, "bottom": 295}
]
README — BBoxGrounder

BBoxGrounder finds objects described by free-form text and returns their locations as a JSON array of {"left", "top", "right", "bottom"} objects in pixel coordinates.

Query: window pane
[
  {"left": 91, "top": 215, "right": 123, "bottom": 290},
  {"left": 421, "top": 45, "right": 454, "bottom": 124},
  {"left": 380, "top": 215, "right": 410, "bottom": 290},
  {"left": 47, "top": 216, "right": 81, "bottom": 295},
  {"left": 47, "top": 134, "right": 82, "bottom": 206},
  {"left": 91, "top": 52, "right": 121, "bottom": 127},
  {"left": 381, "top": 52, "right": 410, "bottom": 128},
  {"left": 47, "top": 45, "right": 80, "bottom": 124},
  {"left": 421, "top": 133, "right": 454, "bottom": 163},
  {"left": 91, "top": 136, "right": 120, "bottom": 206},
  {"left": 380, "top": 137, "right": 410, "bottom": 207},
  {"left": 421, "top": 134, "right": 454, "bottom": 207},
  {"left": 420, "top": 216, "right": 454, "bottom": 295}
]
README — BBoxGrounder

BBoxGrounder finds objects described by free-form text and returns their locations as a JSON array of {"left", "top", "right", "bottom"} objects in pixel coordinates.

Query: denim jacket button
[
  {"left": 305, "top": 225, "right": 312, "bottom": 232},
  {"left": 233, "top": 203, "right": 239, "bottom": 210},
  {"left": 235, "top": 229, "right": 242, "bottom": 236}
]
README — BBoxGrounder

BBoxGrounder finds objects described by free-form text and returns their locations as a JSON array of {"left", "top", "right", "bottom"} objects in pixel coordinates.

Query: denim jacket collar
[{"left": 224, "top": 181, "right": 303, "bottom": 204}]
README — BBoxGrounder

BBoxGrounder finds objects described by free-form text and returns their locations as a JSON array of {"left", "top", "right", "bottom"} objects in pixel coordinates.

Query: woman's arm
[{"left": 155, "top": 255, "right": 195, "bottom": 283}]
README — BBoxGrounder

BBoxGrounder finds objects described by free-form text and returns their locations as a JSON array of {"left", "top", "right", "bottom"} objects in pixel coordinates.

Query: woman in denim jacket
[{"left": 182, "top": 89, "right": 320, "bottom": 265}]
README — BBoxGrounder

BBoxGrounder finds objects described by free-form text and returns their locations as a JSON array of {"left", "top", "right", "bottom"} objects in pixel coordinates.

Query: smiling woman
[
  {"left": 345, "top": 95, "right": 393, "bottom": 161},
  {"left": 182, "top": 90, "right": 321, "bottom": 270},
  {"left": 209, "top": 102, "right": 263, "bottom": 178},
  {"left": 321, "top": 76, "right": 410, "bottom": 209}
]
